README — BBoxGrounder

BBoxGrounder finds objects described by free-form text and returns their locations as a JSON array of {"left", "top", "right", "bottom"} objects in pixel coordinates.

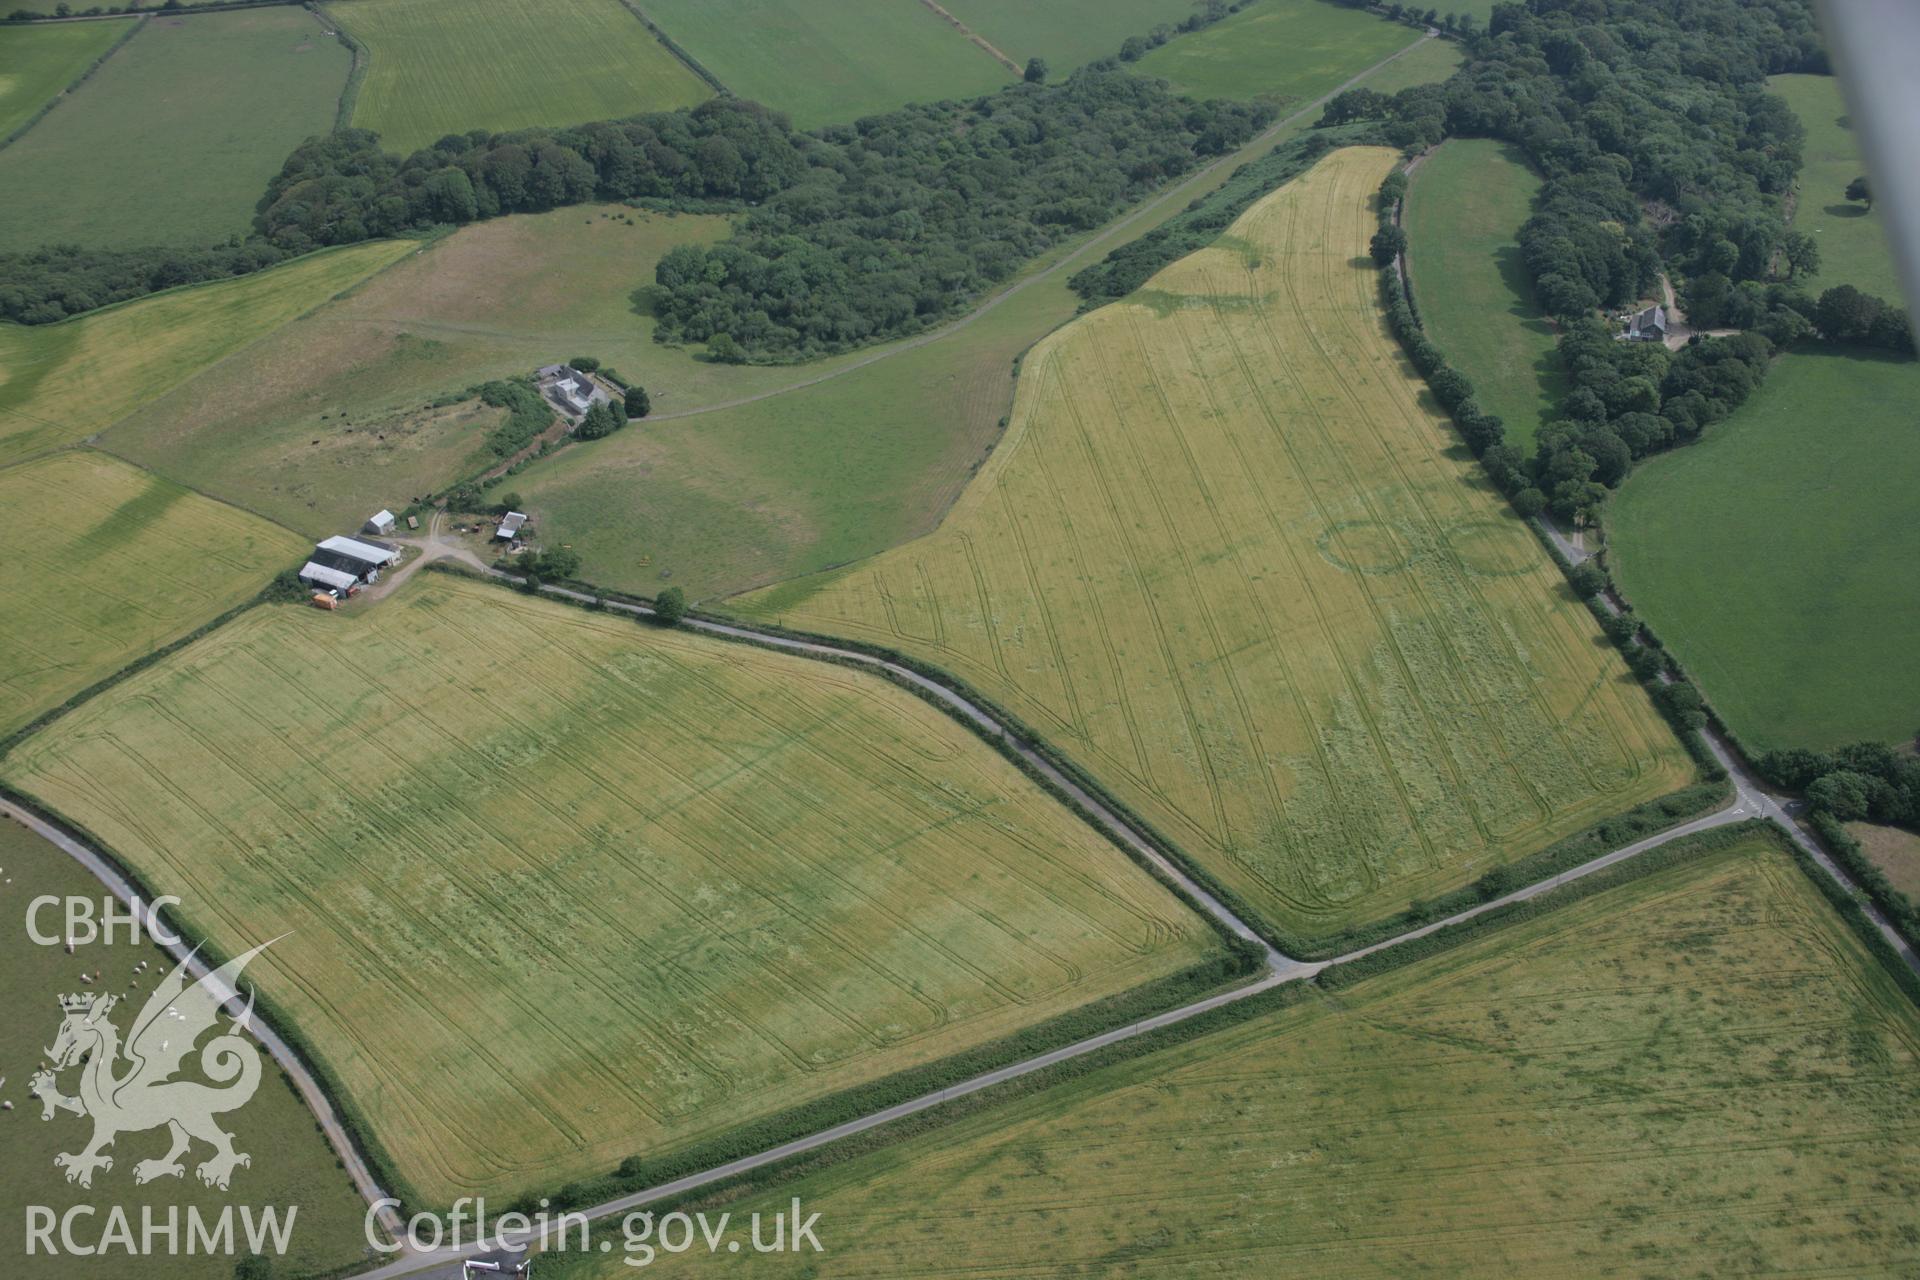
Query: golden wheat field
[
  {"left": 738, "top": 147, "right": 1692, "bottom": 942},
  {"left": 551, "top": 833, "right": 1920, "bottom": 1278},
  {"left": 1, "top": 576, "right": 1217, "bottom": 1204},
  {"left": 0, "top": 451, "right": 305, "bottom": 735}
]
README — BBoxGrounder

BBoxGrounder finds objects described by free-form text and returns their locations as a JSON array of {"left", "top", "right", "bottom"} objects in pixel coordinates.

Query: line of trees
[{"left": 5, "top": 71, "right": 1268, "bottom": 343}]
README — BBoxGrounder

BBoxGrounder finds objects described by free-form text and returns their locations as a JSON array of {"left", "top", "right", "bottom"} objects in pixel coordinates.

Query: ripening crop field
[
  {"left": 2, "top": 576, "right": 1219, "bottom": 1205},
  {"left": 329, "top": 0, "right": 711, "bottom": 154},
  {"left": 0, "top": 240, "right": 414, "bottom": 466},
  {"left": 0, "top": 451, "right": 304, "bottom": 737},
  {"left": 739, "top": 148, "right": 1692, "bottom": 945},
  {"left": 551, "top": 832, "right": 1920, "bottom": 1279}
]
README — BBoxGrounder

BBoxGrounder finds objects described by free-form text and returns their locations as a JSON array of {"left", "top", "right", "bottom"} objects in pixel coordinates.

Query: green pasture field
[
  {"left": 1404, "top": 138, "right": 1562, "bottom": 449},
  {"left": 641, "top": 0, "right": 1012, "bottom": 129},
  {"left": 551, "top": 833, "right": 1920, "bottom": 1278},
  {"left": 509, "top": 263, "right": 1071, "bottom": 602},
  {"left": 0, "top": 0, "right": 225, "bottom": 12},
  {"left": 103, "top": 207, "right": 889, "bottom": 535},
  {"left": 1340, "top": 29, "right": 1461, "bottom": 95},
  {"left": 327, "top": 0, "right": 710, "bottom": 155},
  {"left": 1771, "top": 73, "right": 1897, "bottom": 295},
  {"left": 0, "top": 8, "right": 350, "bottom": 251},
  {"left": 495, "top": 94, "right": 1445, "bottom": 603},
  {"left": 936, "top": 0, "right": 1202, "bottom": 74},
  {"left": 112, "top": 39, "right": 1490, "bottom": 584},
  {"left": 3, "top": 576, "right": 1220, "bottom": 1205},
  {"left": 1847, "top": 822, "right": 1920, "bottom": 900},
  {"left": 0, "top": 451, "right": 305, "bottom": 737},
  {"left": 0, "top": 817, "right": 370, "bottom": 1280},
  {"left": 0, "top": 240, "right": 413, "bottom": 466},
  {"left": 738, "top": 148, "right": 1692, "bottom": 945},
  {"left": 1610, "top": 348, "right": 1920, "bottom": 751},
  {"left": 0, "top": 16, "right": 133, "bottom": 140},
  {"left": 1131, "top": 0, "right": 1416, "bottom": 105}
]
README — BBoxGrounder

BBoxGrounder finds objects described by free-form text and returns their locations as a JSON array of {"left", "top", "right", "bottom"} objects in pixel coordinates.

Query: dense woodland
[
  {"left": 0, "top": 72, "right": 1266, "bottom": 334},
  {"left": 648, "top": 72, "right": 1270, "bottom": 357}
]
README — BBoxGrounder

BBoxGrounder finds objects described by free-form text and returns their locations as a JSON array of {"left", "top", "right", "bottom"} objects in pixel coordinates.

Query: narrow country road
[
  {"left": 7, "top": 561, "right": 1908, "bottom": 1280},
  {"left": 0, "top": 797, "right": 406, "bottom": 1243},
  {"left": 318, "top": 572, "right": 1913, "bottom": 1280}
]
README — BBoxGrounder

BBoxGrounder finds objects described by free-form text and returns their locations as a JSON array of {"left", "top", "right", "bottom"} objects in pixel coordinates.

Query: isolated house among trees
[{"left": 1625, "top": 304, "right": 1668, "bottom": 342}]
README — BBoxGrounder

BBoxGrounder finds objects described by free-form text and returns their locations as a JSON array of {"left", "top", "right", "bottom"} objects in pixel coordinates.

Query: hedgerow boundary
[
  {"left": 0, "top": 776, "right": 425, "bottom": 1220},
  {"left": 0, "top": 13, "right": 145, "bottom": 150},
  {"left": 315, "top": 0, "right": 368, "bottom": 131},
  {"left": 534, "top": 816, "right": 1915, "bottom": 1262},
  {"left": 613, "top": 0, "right": 729, "bottom": 96},
  {"left": 3, "top": 566, "right": 1265, "bottom": 1221},
  {"left": 672, "top": 607, "right": 1727, "bottom": 962},
  {"left": 432, "top": 562, "right": 1728, "bottom": 964}
]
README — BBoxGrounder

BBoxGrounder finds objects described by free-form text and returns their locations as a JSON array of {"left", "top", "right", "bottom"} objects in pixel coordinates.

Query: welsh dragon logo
[{"left": 32, "top": 940, "right": 276, "bottom": 1191}]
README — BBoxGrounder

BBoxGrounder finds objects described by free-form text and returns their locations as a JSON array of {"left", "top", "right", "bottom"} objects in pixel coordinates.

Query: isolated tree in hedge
[
  {"left": 1808, "top": 770, "right": 1873, "bottom": 821},
  {"left": 1509, "top": 486, "right": 1547, "bottom": 518},
  {"left": 1655, "top": 681, "right": 1708, "bottom": 731},
  {"left": 1568, "top": 561, "right": 1609, "bottom": 598},
  {"left": 1024, "top": 57, "right": 1048, "bottom": 83},
  {"left": 653, "top": 586, "right": 687, "bottom": 626},
  {"left": 625, "top": 386, "right": 651, "bottom": 418},
  {"left": 1845, "top": 175, "right": 1872, "bottom": 210},
  {"left": 1369, "top": 225, "right": 1406, "bottom": 267}
]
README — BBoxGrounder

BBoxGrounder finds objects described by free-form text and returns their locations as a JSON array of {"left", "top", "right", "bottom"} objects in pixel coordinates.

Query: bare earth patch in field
[
  {"left": 2, "top": 577, "right": 1219, "bottom": 1204},
  {"left": 739, "top": 148, "right": 1691, "bottom": 943}
]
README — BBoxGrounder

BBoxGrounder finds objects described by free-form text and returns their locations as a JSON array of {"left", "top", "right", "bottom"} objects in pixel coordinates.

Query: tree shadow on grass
[
  {"left": 629, "top": 284, "right": 666, "bottom": 318},
  {"left": 1822, "top": 203, "right": 1869, "bottom": 219}
]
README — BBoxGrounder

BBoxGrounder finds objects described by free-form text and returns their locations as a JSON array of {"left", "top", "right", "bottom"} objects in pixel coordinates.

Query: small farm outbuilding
[
  {"left": 495, "top": 511, "right": 528, "bottom": 541},
  {"left": 312, "top": 535, "right": 400, "bottom": 582},
  {"left": 298, "top": 561, "right": 359, "bottom": 594},
  {"left": 365, "top": 509, "right": 397, "bottom": 536}
]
